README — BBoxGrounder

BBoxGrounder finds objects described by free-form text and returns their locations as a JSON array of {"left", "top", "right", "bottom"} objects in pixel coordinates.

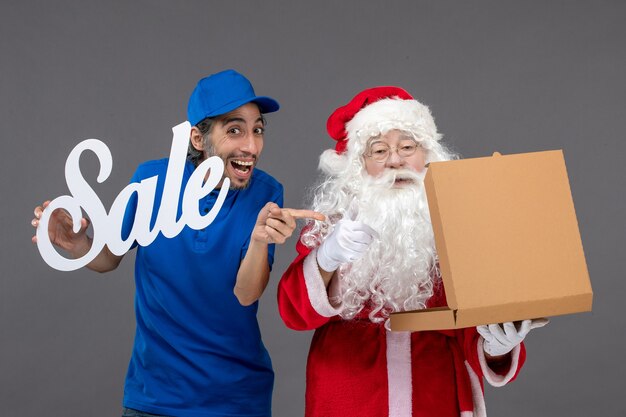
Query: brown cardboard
[{"left": 390, "top": 150, "right": 592, "bottom": 331}]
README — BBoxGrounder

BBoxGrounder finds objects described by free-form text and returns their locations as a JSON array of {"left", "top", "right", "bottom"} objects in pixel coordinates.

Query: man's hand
[
  {"left": 31, "top": 200, "right": 91, "bottom": 257},
  {"left": 316, "top": 218, "right": 378, "bottom": 273},
  {"left": 252, "top": 202, "right": 325, "bottom": 245},
  {"left": 477, "top": 318, "right": 549, "bottom": 357},
  {"left": 235, "top": 202, "right": 324, "bottom": 306},
  {"left": 31, "top": 200, "right": 123, "bottom": 273}
]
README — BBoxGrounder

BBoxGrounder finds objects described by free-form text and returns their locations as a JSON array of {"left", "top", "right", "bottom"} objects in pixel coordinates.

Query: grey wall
[{"left": 2, "top": 1, "right": 624, "bottom": 416}]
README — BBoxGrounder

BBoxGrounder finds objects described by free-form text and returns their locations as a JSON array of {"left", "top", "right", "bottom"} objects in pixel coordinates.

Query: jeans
[{"left": 122, "top": 407, "right": 168, "bottom": 417}]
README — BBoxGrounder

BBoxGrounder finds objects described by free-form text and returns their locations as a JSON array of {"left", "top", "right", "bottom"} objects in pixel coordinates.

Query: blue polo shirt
[{"left": 121, "top": 158, "right": 282, "bottom": 417}]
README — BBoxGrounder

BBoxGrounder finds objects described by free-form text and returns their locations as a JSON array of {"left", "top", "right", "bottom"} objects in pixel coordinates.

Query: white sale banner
[{"left": 36, "top": 122, "right": 229, "bottom": 271}]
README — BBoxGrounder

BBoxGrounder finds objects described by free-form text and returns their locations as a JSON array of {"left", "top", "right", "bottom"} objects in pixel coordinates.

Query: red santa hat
[{"left": 326, "top": 86, "right": 441, "bottom": 154}]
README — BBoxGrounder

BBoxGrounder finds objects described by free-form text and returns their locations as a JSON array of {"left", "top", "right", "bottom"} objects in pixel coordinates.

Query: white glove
[
  {"left": 316, "top": 219, "right": 378, "bottom": 272},
  {"left": 477, "top": 318, "right": 549, "bottom": 357}
]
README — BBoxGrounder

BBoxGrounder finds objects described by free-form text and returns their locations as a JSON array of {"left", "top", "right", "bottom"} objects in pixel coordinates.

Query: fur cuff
[
  {"left": 303, "top": 249, "right": 343, "bottom": 317},
  {"left": 477, "top": 336, "right": 521, "bottom": 387}
]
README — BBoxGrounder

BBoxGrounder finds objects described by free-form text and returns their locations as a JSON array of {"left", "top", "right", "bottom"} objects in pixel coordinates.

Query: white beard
[{"left": 333, "top": 169, "right": 439, "bottom": 322}]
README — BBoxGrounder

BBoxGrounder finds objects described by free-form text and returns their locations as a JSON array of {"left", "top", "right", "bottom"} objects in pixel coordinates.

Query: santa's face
[{"left": 363, "top": 129, "right": 427, "bottom": 186}]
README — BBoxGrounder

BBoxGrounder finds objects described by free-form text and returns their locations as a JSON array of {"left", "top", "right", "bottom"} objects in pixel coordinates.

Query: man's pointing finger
[{"left": 283, "top": 209, "right": 326, "bottom": 222}]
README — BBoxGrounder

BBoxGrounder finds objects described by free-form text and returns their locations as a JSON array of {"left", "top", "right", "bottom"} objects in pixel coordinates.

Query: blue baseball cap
[{"left": 187, "top": 69, "right": 280, "bottom": 125}]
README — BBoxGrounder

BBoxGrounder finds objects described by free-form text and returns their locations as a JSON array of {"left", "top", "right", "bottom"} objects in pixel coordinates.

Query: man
[
  {"left": 278, "top": 87, "right": 546, "bottom": 417},
  {"left": 32, "top": 69, "right": 322, "bottom": 417}
]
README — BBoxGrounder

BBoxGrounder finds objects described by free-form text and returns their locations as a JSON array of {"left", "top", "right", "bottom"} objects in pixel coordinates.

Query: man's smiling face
[{"left": 204, "top": 102, "right": 265, "bottom": 190}]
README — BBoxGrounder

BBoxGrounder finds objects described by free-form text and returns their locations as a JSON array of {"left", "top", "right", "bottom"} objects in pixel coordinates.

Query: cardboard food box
[{"left": 390, "top": 150, "right": 592, "bottom": 331}]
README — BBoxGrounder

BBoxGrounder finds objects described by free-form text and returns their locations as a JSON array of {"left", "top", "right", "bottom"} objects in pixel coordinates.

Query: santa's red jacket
[{"left": 278, "top": 237, "right": 526, "bottom": 417}]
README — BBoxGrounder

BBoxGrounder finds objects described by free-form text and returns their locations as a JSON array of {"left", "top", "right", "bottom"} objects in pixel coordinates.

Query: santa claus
[{"left": 278, "top": 87, "right": 546, "bottom": 417}]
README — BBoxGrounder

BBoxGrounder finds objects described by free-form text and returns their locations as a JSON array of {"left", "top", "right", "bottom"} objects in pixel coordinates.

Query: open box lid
[{"left": 390, "top": 150, "right": 592, "bottom": 331}]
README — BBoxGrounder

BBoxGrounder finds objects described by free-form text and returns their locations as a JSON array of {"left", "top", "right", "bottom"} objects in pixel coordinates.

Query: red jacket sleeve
[
  {"left": 277, "top": 235, "right": 337, "bottom": 331},
  {"left": 460, "top": 326, "right": 527, "bottom": 388}
]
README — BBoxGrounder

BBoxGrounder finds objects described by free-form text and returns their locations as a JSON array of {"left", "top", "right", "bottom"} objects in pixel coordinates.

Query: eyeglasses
[{"left": 364, "top": 139, "right": 422, "bottom": 163}]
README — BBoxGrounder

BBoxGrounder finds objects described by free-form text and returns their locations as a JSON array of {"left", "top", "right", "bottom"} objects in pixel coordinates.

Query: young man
[
  {"left": 32, "top": 69, "right": 322, "bottom": 417},
  {"left": 278, "top": 86, "right": 546, "bottom": 417}
]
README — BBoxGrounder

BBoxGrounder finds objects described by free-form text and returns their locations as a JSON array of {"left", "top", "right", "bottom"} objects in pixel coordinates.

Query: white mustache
[{"left": 366, "top": 169, "right": 425, "bottom": 188}]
